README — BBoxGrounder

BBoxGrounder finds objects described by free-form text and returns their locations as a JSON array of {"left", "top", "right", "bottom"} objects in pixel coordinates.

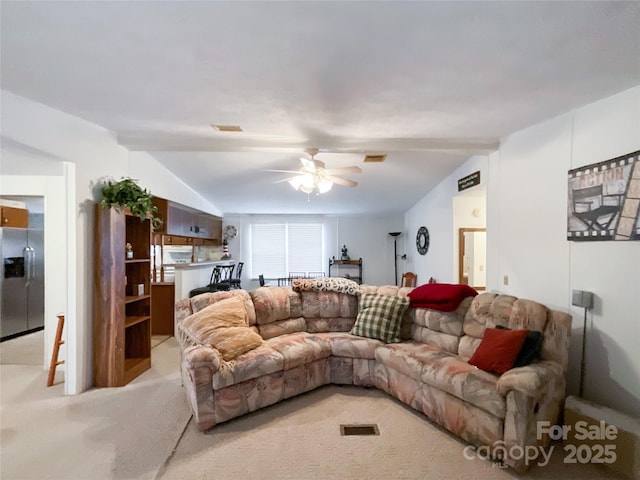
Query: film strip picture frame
[{"left": 567, "top": 150, "right": 640, "bottom": 241}]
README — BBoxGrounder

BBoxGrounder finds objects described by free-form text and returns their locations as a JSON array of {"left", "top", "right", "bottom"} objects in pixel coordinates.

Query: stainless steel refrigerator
[{"left": 0, "top": 214, "right": 45, "bottom": 341}]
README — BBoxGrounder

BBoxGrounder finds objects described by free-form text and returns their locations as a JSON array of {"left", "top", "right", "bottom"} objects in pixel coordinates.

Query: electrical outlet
[{"left": 503, "top": 275, "right": 509, "bottom": 286}]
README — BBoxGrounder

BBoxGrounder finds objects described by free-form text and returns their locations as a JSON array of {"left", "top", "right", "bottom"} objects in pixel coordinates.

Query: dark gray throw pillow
[{"left": 496, "top": 324, "right": 543, "bottom": 367}]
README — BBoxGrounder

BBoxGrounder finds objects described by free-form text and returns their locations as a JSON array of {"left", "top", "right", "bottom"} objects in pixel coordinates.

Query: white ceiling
[{"left": 2, "top": 1, "right": 639, "bottom": 214}]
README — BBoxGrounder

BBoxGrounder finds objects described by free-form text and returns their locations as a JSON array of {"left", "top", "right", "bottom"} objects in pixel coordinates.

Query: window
[{"left": 251, "top": 222, "right": 323, "bottom": 278}]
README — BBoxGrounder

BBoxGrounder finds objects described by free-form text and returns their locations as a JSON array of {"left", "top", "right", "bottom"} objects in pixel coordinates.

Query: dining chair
[
  {"left": 307, "top": 272, "right": 325, "bottom": 278},
  {"left": 211, "top": 264, "right": 235, "bottom": 291},
  {"left": 229, "top": 262, "right": 244, "bottom": 289},
  {"left": 401, "top": 272, "right": 417, "bottom": 288},
  {"left": 288, "top": 272, "right": 306, "bottom": 279}
]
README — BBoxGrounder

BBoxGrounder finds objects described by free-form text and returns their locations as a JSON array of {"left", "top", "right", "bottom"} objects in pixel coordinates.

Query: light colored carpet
[
  {"left": 158, "top": 385, "right": 621, "bottom": 480},
  {"left": 0, "top": 335, "right": 191, "bottom": 480},
  {"left": 0, "top": 329, "right": 45, "bottom": 366}
]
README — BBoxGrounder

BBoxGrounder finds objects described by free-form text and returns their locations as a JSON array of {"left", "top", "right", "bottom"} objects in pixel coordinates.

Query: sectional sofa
[{"left": 175, "top": 282, "right": 571, "bottom": 471}]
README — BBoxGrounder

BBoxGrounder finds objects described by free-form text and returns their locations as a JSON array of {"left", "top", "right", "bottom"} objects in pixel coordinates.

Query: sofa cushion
[
  {"left": 351, "top": 293, "right": 409, "bottom": 343},
  {"left": 420, "top": 355, "right": 506, "bottom": 419},
  {"left": 180, "top": 297, "right": 263, "bottom": 361},
  {"left": 375, "top": 342, "right": 449, "bottom": 381},
  {"left": 312, "top": 332, "right": 384, "bottom": 359},
  {"left": 408, "top": 283, "right": 478, "bottom": 312},
  {"left": 412, "top": 299, "right": 470, "bottom": 335},
  {"left": 207, "top": 327, "right": 264, "bottom": 362},
  {"left": 411, "top": 325, "right": 461, "bottom": 355},
  {"left": 189, "top": 289, "right": 257, "bottom": 326},
  {"left": 258, "top": 317, "right": 307, "bottom": 340},
  {"left": 266, "top": 332, "right": 331, "bottom": 370},
  {"left": 250, "top": 286, "right": 302, "bottom": 325},
  {"left": 375, "top": 342, "right": 506, "bottom": 419},
  {"left": 213, "top": 343, "right": 285, "bottom": 389},
  {"left": 300, "top": 291, "right": 358, "bottom": 319},
  {"left": 468, "top": 327, "right": 529, "bottom": 374},
  {"left": 305, "top": 317, "right": 356, "bottom": 333}
]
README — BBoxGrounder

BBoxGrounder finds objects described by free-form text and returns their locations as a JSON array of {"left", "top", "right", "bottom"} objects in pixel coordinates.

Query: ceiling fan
[{"left": 268, "top": 148, "right": 362, "bottom": 195}]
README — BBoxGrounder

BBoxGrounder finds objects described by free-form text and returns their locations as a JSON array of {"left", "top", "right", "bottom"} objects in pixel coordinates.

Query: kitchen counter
[{"left": 168, "top": 259, "right": 234, "bottom": 269}]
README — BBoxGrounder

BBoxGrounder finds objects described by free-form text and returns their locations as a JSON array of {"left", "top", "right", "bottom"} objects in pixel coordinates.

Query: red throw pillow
[{"left": 468, "top": 327, "right": 529, "bottom": 374}]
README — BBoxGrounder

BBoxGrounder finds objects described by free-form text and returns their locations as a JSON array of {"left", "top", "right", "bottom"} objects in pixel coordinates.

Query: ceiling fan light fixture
[
  {"left": 278, "top": 148, "right": 359, "bottom": 197},
  {"left": 317, "top": 177, "right": 333, "bottom": 194},
  {"left": 288, "top": 176, "right": 304, "bottom": 190}
]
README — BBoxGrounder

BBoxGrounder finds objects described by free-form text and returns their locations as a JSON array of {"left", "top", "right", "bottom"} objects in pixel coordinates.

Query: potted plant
[{"left": 99, "top": 177, "right": 162, "bottom": 230}]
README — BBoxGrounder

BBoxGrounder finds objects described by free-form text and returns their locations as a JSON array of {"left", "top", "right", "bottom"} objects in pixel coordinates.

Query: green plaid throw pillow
[{"left": 351, "top": 293, "right": 410, "bottom": 343}]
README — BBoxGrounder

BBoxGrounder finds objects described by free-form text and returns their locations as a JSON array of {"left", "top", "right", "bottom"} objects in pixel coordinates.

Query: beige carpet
[
  {"left": 158, "top": 385, "right": 621, "bottom": 480},
  {"left": 0, "top": 334, "right": 191, "bottom": 480},
  {"left": 0, "top": 329, "right": 46, "bottom": 366},
  {"left": 1, "top": 332, "right": 623, "bottom": 480}
]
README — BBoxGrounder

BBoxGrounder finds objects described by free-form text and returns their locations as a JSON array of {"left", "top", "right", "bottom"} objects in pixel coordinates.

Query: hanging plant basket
[{"left": 99, "top": 177, "right": 162, "bottom": 230}]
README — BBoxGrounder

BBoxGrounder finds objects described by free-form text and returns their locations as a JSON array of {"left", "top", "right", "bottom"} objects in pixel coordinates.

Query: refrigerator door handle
[{"left": 24, "top": 246, "right": 35, "bottom": 287}]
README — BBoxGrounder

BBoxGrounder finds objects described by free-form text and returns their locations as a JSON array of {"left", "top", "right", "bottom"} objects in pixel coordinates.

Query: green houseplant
[{"left": 100, "top": 177, "right": 162, "bottom": 230}]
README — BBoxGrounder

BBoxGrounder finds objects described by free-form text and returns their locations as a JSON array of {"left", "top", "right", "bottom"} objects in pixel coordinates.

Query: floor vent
[{"left": 340, "top": 424, "right": 379, "bottom": 436}]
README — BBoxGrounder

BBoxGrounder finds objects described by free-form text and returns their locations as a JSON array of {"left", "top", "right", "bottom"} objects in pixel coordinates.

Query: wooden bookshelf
[{"left": 94, "top": 205, "right": 152, "bottom": 387}]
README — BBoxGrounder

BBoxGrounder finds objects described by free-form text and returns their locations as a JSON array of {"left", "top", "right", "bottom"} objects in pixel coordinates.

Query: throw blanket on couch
[
  {"left": 291, "top": 277, "right": 360, "bottom": 296},
  {"left": 408, "top": 283, "right": 478, "bottom": 312}
]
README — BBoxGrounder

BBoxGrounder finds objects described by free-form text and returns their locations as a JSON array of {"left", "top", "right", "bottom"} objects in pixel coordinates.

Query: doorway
[{"left": 458, "top": 228, "right": 486, "bottom": 290}]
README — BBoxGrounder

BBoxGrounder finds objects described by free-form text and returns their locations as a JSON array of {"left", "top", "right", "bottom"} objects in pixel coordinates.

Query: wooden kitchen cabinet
[
  {"left": 151, "top": 283, "right": 175, "bottom": 335},
  {"left": 152, "top": 197, "right": 222, "bottom": 241},
  {"left": 1, "top": 206, "right": 29, "bottom": 228}
]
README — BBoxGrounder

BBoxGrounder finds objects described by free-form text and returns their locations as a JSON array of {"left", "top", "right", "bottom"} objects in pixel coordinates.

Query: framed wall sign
[{"left": 567, "top": 150, "right": 640, "bottom": 241}]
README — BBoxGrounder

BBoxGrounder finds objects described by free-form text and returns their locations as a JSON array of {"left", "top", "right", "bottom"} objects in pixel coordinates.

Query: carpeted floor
[
  {"left": 0, "top": 333, "right": 190, "bottom": 480},
  {"left": 157, "top": 385, "right": 621, "bottom": 480},
  {"left": 1, "top": 332, "right": 623, "bottom": 480}
]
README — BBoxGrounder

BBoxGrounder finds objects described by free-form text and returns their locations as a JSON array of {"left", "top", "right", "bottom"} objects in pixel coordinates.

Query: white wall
[
  {"left": 1, "top": 90, "right": 224, "bottom": 394},
  {"left": 404, "top": 155, "right": 488, "bottom": 284},
  {"left": 222, "top": 213, "right": 404, "bottom": 291},
  {"left": 407, "top": 86, "right": 639, "bottom": 417},
  {"left": 128, "top": 152, "right": 222, "bottom": 216},
  {"left": 493, "top": 85, "right": 640, "bottom": 417}
]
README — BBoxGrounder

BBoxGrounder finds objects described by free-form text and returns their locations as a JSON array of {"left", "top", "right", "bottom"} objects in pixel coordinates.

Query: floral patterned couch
[{"left": 176, "top": 284, "right": 571, "bottom": 471}]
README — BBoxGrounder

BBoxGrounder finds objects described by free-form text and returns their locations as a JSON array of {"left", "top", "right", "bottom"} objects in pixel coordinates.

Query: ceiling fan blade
[
  {"left": 272, "top": 176, "right": 299, "bottom": 184},
  {"left": 329, "top": 176, "right": 358, "bottom": 188},
  {"left": 324, "top": 166, "right": 362, "bottom": 175},
  {"left": 264, "top": 169, "right": 301, "bottom": 174},
  {"left": 300, "top": 158, "right": 317, "bottom": 172}
]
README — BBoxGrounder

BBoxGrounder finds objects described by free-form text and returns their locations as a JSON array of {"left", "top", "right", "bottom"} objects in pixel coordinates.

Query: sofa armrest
[
  {"left": 181, "top": 344, "right": 223, "bottom": 431},
  {"left": 497, "top": 360, "right": 565, "bottom": 399},
  {"left": 500, "top": 361, "right": 567, "bottom": 471},
  {"left": 183, "top": 344, "right": 222, "bottom": 373}
]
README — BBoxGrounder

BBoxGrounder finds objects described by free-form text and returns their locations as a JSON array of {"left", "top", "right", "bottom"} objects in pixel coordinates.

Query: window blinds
[{"left": 251, "top": 222, "right": 323, "bottom": 278}]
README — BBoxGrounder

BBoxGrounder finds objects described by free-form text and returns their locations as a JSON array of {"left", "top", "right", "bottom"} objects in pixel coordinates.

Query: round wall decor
[
  {"left": 416, "top": 226, "right": 430, "bottom": 255},
  {"left": 223, "top": 224, "right": 238, "bottom": 240}
]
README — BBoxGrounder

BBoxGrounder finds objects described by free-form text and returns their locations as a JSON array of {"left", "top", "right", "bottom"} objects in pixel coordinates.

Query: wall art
[{"left": 567, "top": 150, "right": 640, "bottom": 241}]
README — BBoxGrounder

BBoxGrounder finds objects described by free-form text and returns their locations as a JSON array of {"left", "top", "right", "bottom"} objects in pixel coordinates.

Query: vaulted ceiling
[{"left": 2, "top": 1, "right": 639, "bottom": 214}]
